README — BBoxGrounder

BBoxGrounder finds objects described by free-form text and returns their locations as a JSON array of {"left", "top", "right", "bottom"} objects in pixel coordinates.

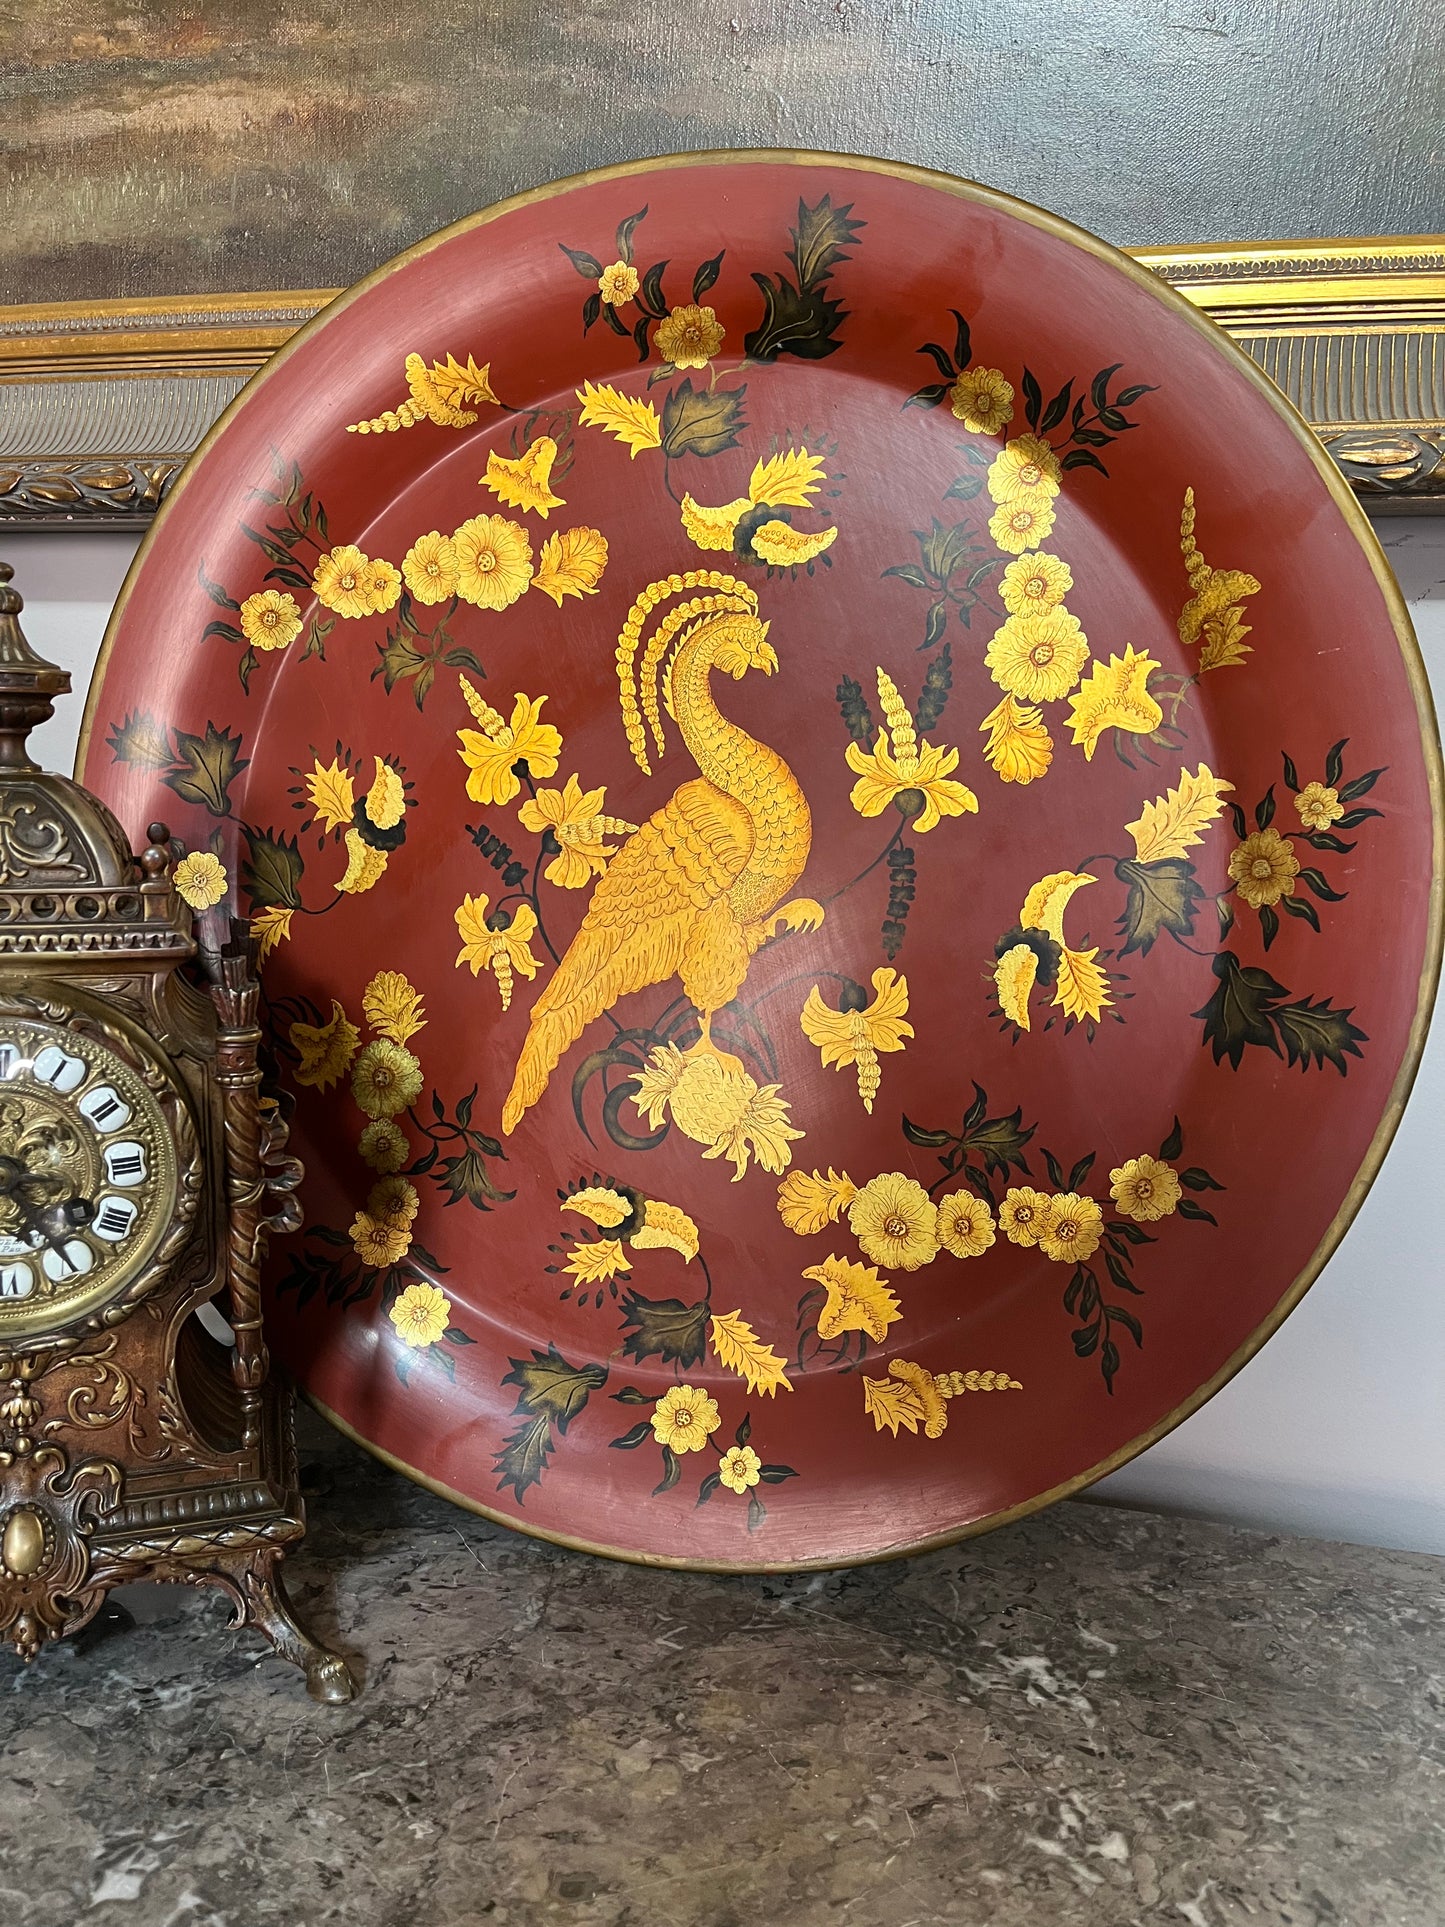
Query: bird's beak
[{"left": 757, "top": 643, "right": 778, "bottom": 676}]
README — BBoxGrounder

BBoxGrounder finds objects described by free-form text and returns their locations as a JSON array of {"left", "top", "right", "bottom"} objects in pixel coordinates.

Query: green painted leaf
[
  {"left": 163, "top": 721, "right": 249, "bottom": 817},
  {"left": 660, "top": 378, "right": 748, "bottom": 458},
  {"left": 239, "top": 824, "right": 304, "bottom": 909},
  {"left": 1114, "top": 857, "right": 1202, "bottom": 955},
  {"left": 1273, "top": 995, "right": 1367, "bottom": 1074},
  {"left": 1194, "top": 950, "right": 1287, "bottom": 1069},
  {"left": 493, "top": 1413, "right": 555, "bottom": 1501},
  {"left": 787, "top": 194, "right": 864, "bottom": 291},
  {"left": 502, "top": 1345, "right": 607, "bottom": 1430},
  {"left": 619, "top": 1291, "right": 709, "bottom": 1369}
]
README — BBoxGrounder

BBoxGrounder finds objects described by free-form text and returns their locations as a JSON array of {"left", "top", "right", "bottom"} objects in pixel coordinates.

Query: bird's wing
[{"left": 501, "top": 780, "right": 754, "bottom": 1131}]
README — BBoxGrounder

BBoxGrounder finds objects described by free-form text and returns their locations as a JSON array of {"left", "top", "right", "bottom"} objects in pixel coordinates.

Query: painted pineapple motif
[{"left": 501, "top": 571, "right": 823, "bottom": 1135}]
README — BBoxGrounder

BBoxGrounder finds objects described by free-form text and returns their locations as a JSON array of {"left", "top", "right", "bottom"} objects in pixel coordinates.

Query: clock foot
[{"left": 219, "top": 1548, "right": 356, "bottom": 1703}]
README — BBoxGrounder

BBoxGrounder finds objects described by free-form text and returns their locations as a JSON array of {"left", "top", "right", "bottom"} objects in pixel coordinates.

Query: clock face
[{"left": 0, "top": 1014, "right": 180, "bottom": 1339}]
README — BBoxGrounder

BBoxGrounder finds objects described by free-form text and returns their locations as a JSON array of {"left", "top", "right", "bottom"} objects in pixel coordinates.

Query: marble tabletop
[{"left": 1, "top": 1409, "right": 1440, "bottom": 1927}]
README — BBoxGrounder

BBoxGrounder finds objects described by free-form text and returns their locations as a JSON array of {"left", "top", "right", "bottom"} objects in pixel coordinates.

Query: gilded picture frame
[{"left": 2, "top": 239, "right": 1442, "bottom": 525}]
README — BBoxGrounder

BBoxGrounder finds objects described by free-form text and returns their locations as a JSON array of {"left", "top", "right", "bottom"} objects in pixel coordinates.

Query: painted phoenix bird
[{"left": 501, "top": 571, "right": 822, "bottom": 1135}]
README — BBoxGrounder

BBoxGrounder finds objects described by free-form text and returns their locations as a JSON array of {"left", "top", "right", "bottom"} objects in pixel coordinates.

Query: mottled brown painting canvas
[{"left": 4, "top": 0, "right": 1443, "bottom": 304}]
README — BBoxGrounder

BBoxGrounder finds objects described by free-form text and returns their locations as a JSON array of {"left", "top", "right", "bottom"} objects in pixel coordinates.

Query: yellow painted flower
[
  {"left": 518, "top": 773, "right": 637, "bottom": 889},
  {"left": 999, "top": 1185, "right": 1050, "bottom": 1247},
  {"left": 359, "top": 1119, "right": 409, "bottom": 1173},
  {"left": 388, "top": 1281, "right": 451, "bottom": 1348},
  {"left": 401, "top": 531, "right": 459, "bottom": 605},
  {"left": 629, "top": 1044, "right": 802, "bottom": 1182},
  {"left": 847, "top": 1172, "right": 939, "bottom": 1272},
  {"left": 656, "top": 303, "right": 726, "bottom": 369},
  {"left": 173, "top": 850, "right": 228, "bottom": 911},
  {"left": 351, "top": 1039, "right": 424, "bottom": 1118},
  {"left": 987, "top": 434, "right": 1062, "bottom": 508},
  {"left": 290, "top": 1000, "right": 359, "bottom": 1091},
  {"left": 777, "top": 1167, "right": 857, "bottom": 1236},
  {"left": 452, "top": 514, "right": 534, "bottom": 610},
  {"left": 305, "top": 755, "right": 355, "bottom": 834},
  {"left": 350, "top": 1212, "right": 412, "bottom": 1269},
  {"left": 361, "top": 970, "right": 426, "bottom": 1045},
  {"left": 252, "top": 904, "right": 294, "bottom": 961},
  {"left": 884, "top": 1357, "right": 951, "bottom": 1438},
  {"left": 994, "top": 942, "right": 1042, "bottom": 1031},
  {"left": 680, "top": 494, "right": 750, "bottom": 552},
  {"left": 801, "top": 1252, "right": 902, "bottom": 1342},
  {"left": 1055, "top": 947, "right": 1112, "bottom": 1025},
  {"left": 598, "top": 260, "right": 640, "bottom": 306},
  {"left": 336, "top": 829, "right": 389, "bottom": 896},
  {"left": 239, "top": 588, "right": 303, "bottom": 651},
  {"left": 1065, "top": 646, "right": 1163, "bottom": 761},
  {"left": 999, "top": 551, "right": 1072, "bottom": 616},
  {"left": 985, "top": 609, "right": 1090, "bottom": 703},
  {"left": 454, "top": 892, "right": 542, "bottom": 1011},
  {"left": 1296, "top": 781, "right": 1344, "bottom": 831},
  {"left": 937, "top": 1191, "right": 996, "bottom": 1259},
  {"left": 949, "top": 366, "right": 1014, "bottom": 434},
  {"left": 362, "top": 758, "right": 406, "bottom": 832},
  {"left": 313, "top": 544, "right": 401, "bottom": 618},
  {"left": 718, "top": 1444, "right": 762, "bottom": 1493},
  {"left": 1037, "top": 1192, "right": 1104, "bottom": 1265},
  {"left": 1228, "top": 827, "right": 1299, "bottom": 909},
  {"left": 845, "top": 668, "right": 978, "bottom": 833},
  {"left": 457, "top": 679, "right": 562, "bottom": 806},
  {"left": 485, "top": 437, "right": 566, "bottom": 518},
  {"left": 366, "top": 1176, "right": 419, "bottom": 1226},
  {"left": 989, "top": 497, "right": 1057, "bottom": 554},
  {"left": 1109, "top": 1154, "right": 1182, "bottom": 1223},
  {"left": 650, "top": 1383, "right": 720, "bottom": 1453},
  {"left": 533, "top": 526, "right": 609, "bottom": 605},
  {"left": 979, "top": 695, "right": 1053, "bottom": 785},
  {"left": 749, "top": 521, "right": 838, "bottom": 567},
  {"left": 563, "top": 1238, "right": 629, "bottom": 1284},
  {"left": 799, "top": 968, "right": 912, "bottom": 1114}
]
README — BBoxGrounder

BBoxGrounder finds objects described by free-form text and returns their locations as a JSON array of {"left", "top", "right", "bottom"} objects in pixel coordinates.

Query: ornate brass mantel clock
[{"left": 0, "top": 563, "right": 351, "bottom": 1700}]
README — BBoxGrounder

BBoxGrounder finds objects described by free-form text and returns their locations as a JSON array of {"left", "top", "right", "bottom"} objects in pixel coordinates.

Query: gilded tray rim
[{"left": 81, "top": 148, "right": 1445, "bottom": 1570}]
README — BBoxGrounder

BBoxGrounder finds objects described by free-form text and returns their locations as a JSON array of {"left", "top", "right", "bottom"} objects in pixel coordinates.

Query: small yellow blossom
[
  {"left": 650, "top": 1383, "right": 720, "bottom": 1453},
  {"left": 350, "top": 1212, "right": 412, "bottom": 1268},
  {"left": 598, "top": 260, "right": 640, "bottom": 306},
  {"left": 454, "top": 892, "right": 541, "bottom": 1011},
  {"left": 949, "top": 366, "right": 1014, "bottom": 434},
  {"left": 1109, "top": 1154, "right": 1182, "bottom": 1222},
  {"left": 457, "top": 679, "right": 562, "bottom": 806},
  {"left": 799, "top": 968, "right": 912, "bottom": 1113},
  {"left": 986, "top": 609, "right": 1090, "bottom": 704},
  {"left": 451, "top": 514, "right": 534, "bottom": 610},
  {"left": 290, "top": 1000, "right": 359, "bottom": 1091},
  {"left": 239, "top": 588, "right": 303, "bottom": 651},
  {"left": 1037, "top": 1192, "right": 1104, "bottom": 1265},
  {"left": 351, "top": 1039, "right": 424, "bottom": 1118},
  {"left": 388, "top": 1281, "right": 451, "bottom": 1348},
  {"left": 847, "top": 1172, "right": 939, "bottom": 1271},
  {"left": 1228, "top": 827, "right": 1300, "bottom": 909},
  {"left": 656, "top": 303, "right": 726, "bottom": 369},
  {"left": 999, "top": 1185, "right": 1050, "bottom": 1247},
  {"left": 999, "top": 551, "right": 1072, "bottom": 616},
  {"left": 987, "top": 434, "right": 1062, "bottom": 507},
  {"left": 173, "top": 850, "right": 228, "bottom": 911},
  {"left": 518, "top": 773, "right": 637, "bottom": 889},
  {"left": 366, "top": 1176, "right": 419, "bottom": 1226},
  {"left": 359, "top": 1119, "right": 409, "bottom": 1173},
  {"left": 401, "top": 531, "right": 459, "bottom": 605},
  {"left": 718, "top": 1444, "right": 762, "bottom": 1493},
  {"left": 989, "top": 498, "right": 1057, "bottom": 554},
  {"left": 1295, "top": 781, "right": 1344, "bottom": 831},
  {"left": 313, "top": 544, "right": 401, "bottom": 619},
  {"left": 846, "top": 667, "right": 978, "bottom": 833},
  {"left": 937, "top": 1191, "right": 996, "bottom": 1259}
]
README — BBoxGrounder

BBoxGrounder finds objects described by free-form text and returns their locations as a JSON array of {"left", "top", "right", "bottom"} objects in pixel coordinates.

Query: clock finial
[{"left": 0, "top": 561, "right": 71, "bottom": 773}]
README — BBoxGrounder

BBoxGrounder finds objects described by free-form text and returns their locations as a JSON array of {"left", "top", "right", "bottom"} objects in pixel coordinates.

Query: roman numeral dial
[{"left": 0, "top": 1012, "right": 181, "bottom": 1336}]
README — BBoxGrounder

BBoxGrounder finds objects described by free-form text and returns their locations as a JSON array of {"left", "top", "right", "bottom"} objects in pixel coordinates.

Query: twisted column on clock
[{"left": 208, "top": 946, "right": 271, "bottom": 1449}]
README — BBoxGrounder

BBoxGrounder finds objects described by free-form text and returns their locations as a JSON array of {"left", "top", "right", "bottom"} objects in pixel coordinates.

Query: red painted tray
[{"left": 81, "top": 155, "right": 1441, "bottom": 1568}]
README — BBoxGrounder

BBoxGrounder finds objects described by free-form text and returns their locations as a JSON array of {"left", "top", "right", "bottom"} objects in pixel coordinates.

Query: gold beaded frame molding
[{"left": 1, "top": 238, "right": 1443, "bottom": 525}]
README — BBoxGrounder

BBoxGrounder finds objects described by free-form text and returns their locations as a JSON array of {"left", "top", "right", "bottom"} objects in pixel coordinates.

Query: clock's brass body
[{"left": 0, "top": 563, "right": 350, "bottom": 1700}]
